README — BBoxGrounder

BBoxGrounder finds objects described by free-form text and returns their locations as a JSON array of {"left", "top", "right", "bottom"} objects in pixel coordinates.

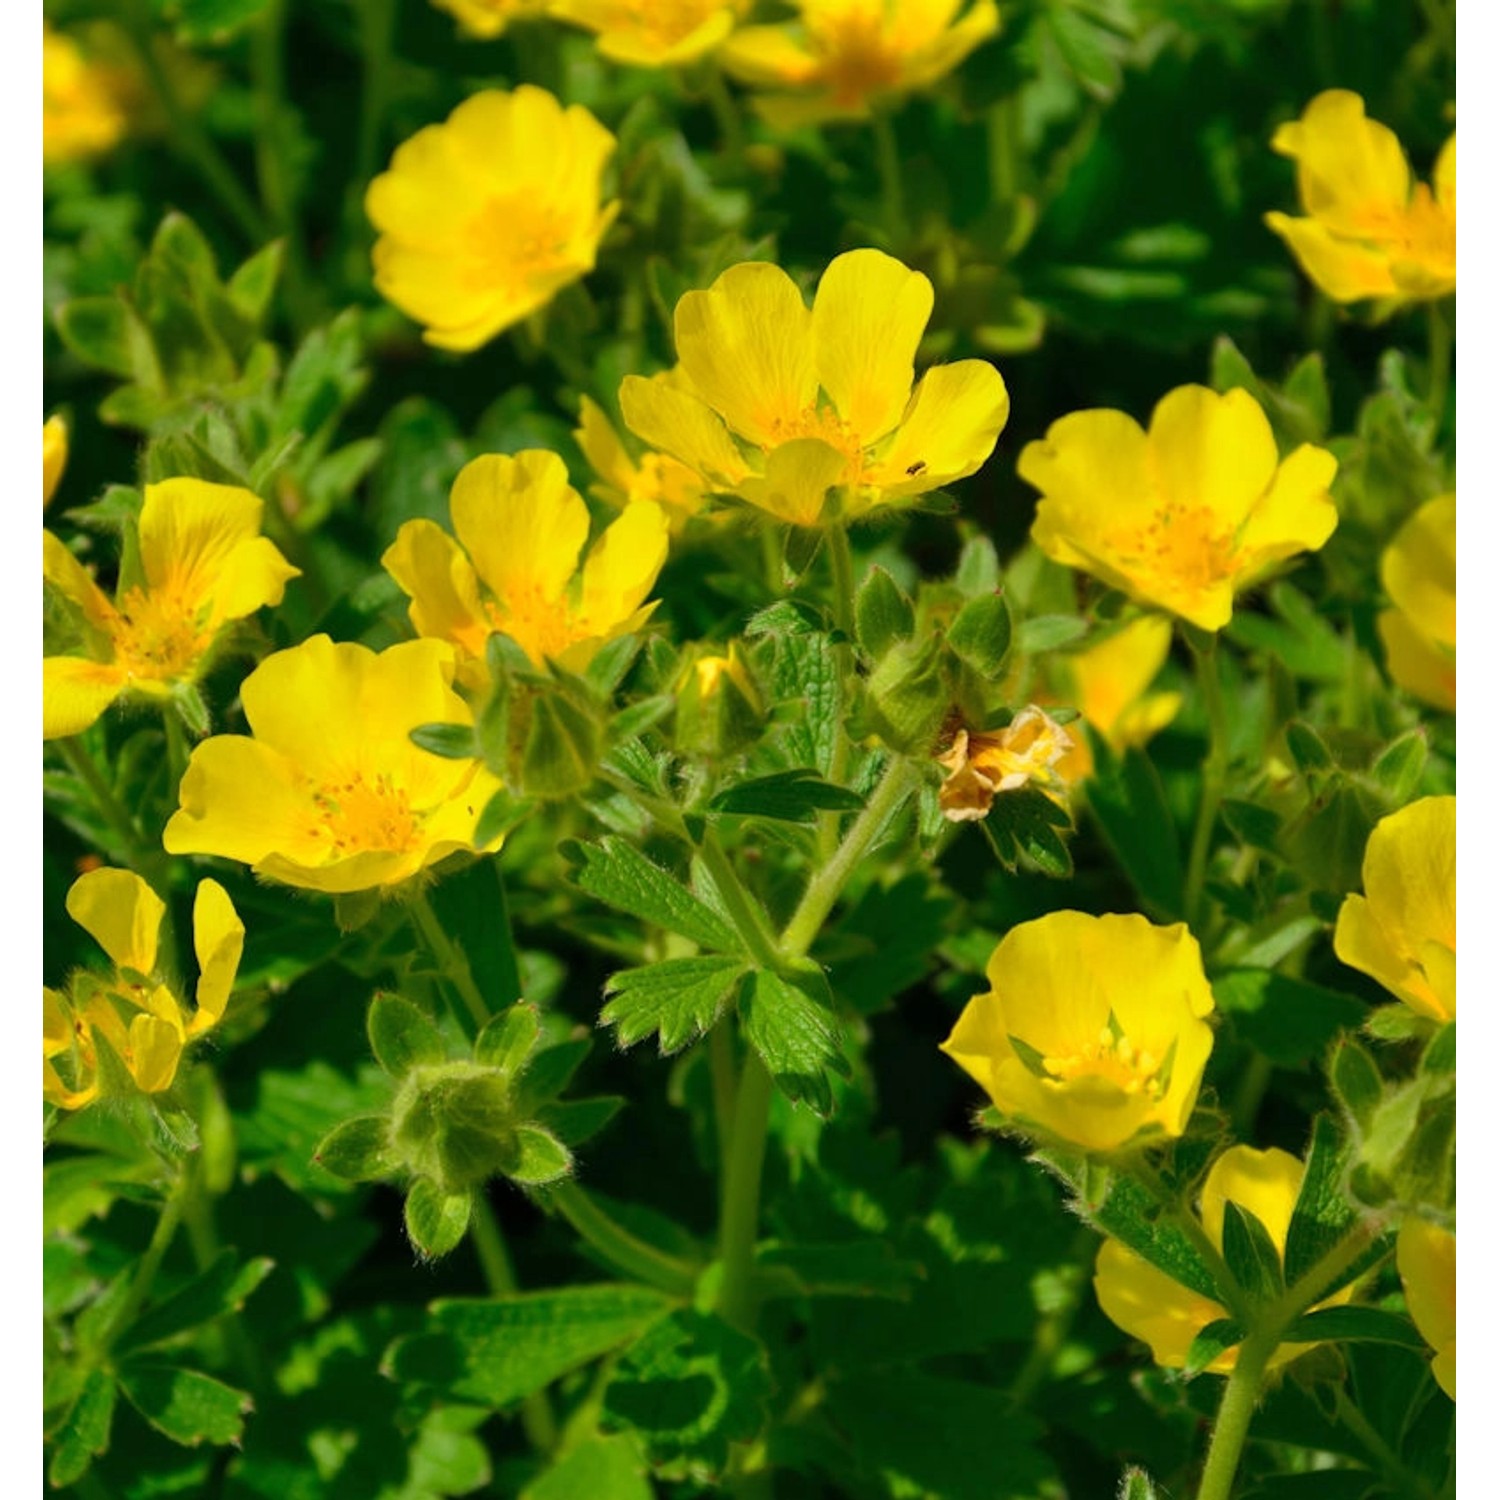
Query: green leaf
[
  {"left": 1283, "top": 1116, "right": 1358, "bottom": 1288},
  {"left": 1328, "top": 1038, "right": 1383, "bottom": 1130},
  {"left": 1183, "top": 1318, "right": 1244, "bottom": 1380},
  {"left": 1284, "top": 720, "right": 1334, "bottom": 774},
  {"left": 387, "top": 1285, "right": 675, "bottom": 1408},
  {"left": 1016, "top": 614, "right": 1088, "bottom": 652},
  {"left": 1229, "top": 587, "right": 1346, "bottom": 684},
  {"left": 503, "top": 1125, "right": 573, "bottom": 1187},
  {"left": 1421, "top": 1022, "right": 1456, "bottom": 1077},
  {"left": 946, "top": 593, "right": 1012, "bottom": 678},
  {"left": 761, "top": 627, "right": 841, "bottom": 775},
  {"left": 954, "top": 534, "right": 1001, "bottom": 594},
  {"left": 429, "top": 857, "right": 524, "bottom": 1013},
  {"left": 601, "top": 1309, "right": 771, "bottom": 1476},
  {"left": 515, "top": 1039, "right": 592, "bottom": 1112},
  {"left": 755, "top": 1240, "right": 919, "bottom": 1301},
  {"left": 410, "top": 722, "right": 480, "bottom": 759},
  {"left": 537, "top": 1096, "right": 625, "bottom": 1149},
  {"left": 163, "top": 0, "right": 274, "bottom": 45},
  {"left": 225, "top": 238, "right": 284, "bottom": 324},
  {"left": 1089, "top": 1173, "right": 1223, "bottom": 1302},
  {"left": 983, "top": 787, "right": 1074, "bottom": 879},
  {"left": 117, "top": 1251, "right": 274, "bottom": 1356},
  {"left": 564, "top": 836, "right": 741, "bottom": 953},
  {"left": 1369, "top": 729, "right": 1428, "bottom": 804},
  {"left": 55, "top": 296, "right": 140, "bottom": 379},
  {"left": 1282, "top": 1305, "right": 1427, "bottom": 1350},
  {"left": 855, "top": 565, "right": 915, "bottom": 659},
  {"left": 405, "top": 1178, "right": 473, "bottom": 1260},
  {"left": 117, "top": 1363, "right": 251, "bottom": 1447},
  {"left": 740, "top": 967, "right": 849, "bottom": 1116},
  {"left": 601, "top": 957, "right": 747, "bottom": 1054},
  {"left": 476, "top": 1003, "right": 542, "bottom": 1075},
  {"left": 313, "top": 1114, "right": 398, "bottom": 1183},
  {"left": 48, "top": 1368, "right": 116, "bottom": 1487},
  {"left": 709, "top": 769, "right": 865, "bottom": 823},
  {"left": 368, "top": 992, "right": 446, "bottom": 1078},
  {"left": 521, "top": 1436, "right": 653, "bottom": 1500},
  {"left": 1221, "top": 1202, "right": 1285, "bottom": 1305},
  {"left": 1213, "top": 971, "right": 1367, "bottom": 1068},
  {"left": 1084, "top": 741, "right": 1183, "bottom": 917}
]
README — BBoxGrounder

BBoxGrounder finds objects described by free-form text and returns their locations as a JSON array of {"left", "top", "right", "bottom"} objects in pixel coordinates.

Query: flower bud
[
  {"left": 675, "top": 644, "right": 764, "bottom": 760},
  {"left": 390, "top": 1060, "right": 519, "bottom": 1194},
  {"left": 862, "top": 636, "right": 949, "bottom": 755}
]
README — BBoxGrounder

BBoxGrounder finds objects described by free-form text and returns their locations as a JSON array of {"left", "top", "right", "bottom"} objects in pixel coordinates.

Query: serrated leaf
[
  {"left": 709, "top": 769, "right": 865, "bottom": 823},
  {"left": 387, "top": 1285, "right": 675, "bottom": 1407},
  {"left": 565, "top": 837, "right": 741, "bottom": 953},
  {"left": 983, "top": 788, "right": 1074, "bottom": 879},
  {"left": 117, "top": 1251, "right": 274, "bottom": 1356},
  {"left": 855, "top": 565, "right": 915, "bottom": 658},
  {"left": 602, "top": 957, "right": 747, "bottom": 1054},
  {"left": 1222, "top": 1202, "right": 1285, "bottom": 1305},
  {"left": 1283, "top": 1116, "right": 1358, "bottom": 1288},
  {"left": 739, "top": 968, "right": 849, "bottom": 1116},
  {"left": 1282, "top": 1305, "right": 1427, "bottom": 1350},
  {"left": 48, "top": 1368, "right": 116, "bottom": 1487},
  {"left": 405, "top": 1178, "right": 472, "bottom": 1260},
  {"left": 1182, "top": 1317, "right": 1244, "bottom": 1379},
  {"left": 313, "top": 1114, "right": 398, "bottom": 1184},
  {"left": 601, "top": 1308, "right": 771, "bottom": 1476},
  {"left": 117, "top": 1362, "right": 251, "bottom": 1447},
  {"left": 1088, "top": 1173, "right": 1223, "bottom": 1302},
  {"left": 368, "top": 992, "right": 445, "bottom": 1078}
]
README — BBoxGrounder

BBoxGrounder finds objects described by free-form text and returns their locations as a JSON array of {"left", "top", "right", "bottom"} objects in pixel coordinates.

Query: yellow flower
[
  {"left": 43, "top": 478, "right": 300, "bottom": 741},
  {"left": 428, "top": 0, "right": 551, "bottom": 40},
  {"left": 1378, "top": 494, "right": 1455, "bottom": 712},
  {"left": 366, "top": 87, "right": 618, "bottom": 353},
  {"left": 43, "top": 23, "right": 128, "bottom": 167},
  {"left": 1020, "top": 385, "right": 1339, "bottom": 631},
  {"left": 941, "top": 911, "right": 1215, "bottom": 1152},
  {"left": 163, "top": 635, "right": 504, "bottom": 895},
  {"left": 383, "top": 450, "right": 670, "bottom": 684},
  {"left": 1054, "top": 616, "right": 1182, "bottom": 782},
  {"left": 575, "top": 395, "right": 711, "bottom": 529},
  {"left": 935, "top": 707, "right": 1073, "bottom": 822},
  {"left": 620, "top": 249, "right": 1009, "bottom": 527},
  {"left": 551, "top": 0, "right": 749, "bottom": 67},
  {"left": 1265, "top": 91, "right": 1455, "bottom": 305},
  {"left": 43, "top": 416, "right": 68, "bottom": 509},
  {"left": 721, "top": 0, "right": 999, "bottom": 128},
  {"left": 1094, "top": 1146, "right": 1355, "bottom": 1373},
  {"left": 44, "top": 868, "right": 243, "bottom": 1110},
  {"left": 1333, "top": 796, "right": 1455, "bottom": 1023},
  {"left": 1397, "top": 1218, "right": 1456, "bottom": 1399}
]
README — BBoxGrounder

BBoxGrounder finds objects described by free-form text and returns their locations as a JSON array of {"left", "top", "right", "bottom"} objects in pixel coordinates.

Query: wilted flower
[
  {"left": 164, "top": 636, "right": 503, "bottom": 894},
  {"left": 1094, "top": 1146, "right": 1354, "bottom": 1372},
  {"left": 722, "top": 0, "right": 999, "bottom": 128},
  {"left": 43, "top": 417, "right": 68, "bottom": 509},
  {"left": 43, "top": 23, "right": 128, "bottom": 167},
  {"left": 1378, "top": 494, "right": 1455, "bottom": 712},
  {"left": 552, "top": 0, "right": 749, "bottom": 67},
  {"left": 1020, "top": 385, "right": 1338, "bottom": 631},
  {"left": 620, "top": 249, "right": 1009, "bottom": 527},
  {"left": 366, "top": 87, "right": 617, "bottom": 352},
  {"left": 1265, "top": 90, "right": 1455, "bottom": 304},
  {"left": 575, "top": 395, "right": 710, "bottom": 529},
  {"left": 383, "top": 450, "right": 670, "bottom": 683},
  {"left": 44, "top": 869, "right": 243, "bottom": 1110},
  {"left": 941, "top": 911, "right": 1215, "bottom": 1152},
  {"left": 1053, "top": 616, "right": 1181, "bottom": 782},
  {"left": 428, "top": 0, "right": 551, "bottom": 39},
  {"left": 936, "top": 707, "right": 1072, "bottom": 822},
  {"left": 1397, "top": 1217, "right": 1456, "bottom": 1399},
  {"left": 1333, "top": 796, "right": 1455, "bottom": 1022},
  {"left": 43, "top": 478, "right": 299, "bottom": 741}
]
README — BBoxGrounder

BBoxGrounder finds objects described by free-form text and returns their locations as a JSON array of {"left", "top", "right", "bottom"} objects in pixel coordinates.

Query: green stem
[
  {"left": 699, "top": 830, "right": 782, "bottom": 971},
  {"left": 1427, "top": 298, "right": 1452, "bottom": 426},
  {"left": 600, "top": 767, "right": 694, "bottom": 844},
  {"left": 825, "top": 524, "right": 856, "bottom": 636},
  {"left": 100, "top": 1183, "right": 185, "bottom": 1354},
  {"left": 549, "top": 1182, "right": 699, "bottom": 1297},
  {"left": 987, "top": 92, "right": 1019, "bottom": 210},
  {"left": 122, "top": 9, "right": 268, "bottom": 245},
  {"left": 1195, "top": 1326, "right": 1278, "bottom": 1500},
  {"left": 354, "top": 0, "right": 397, "bottom": 200},
  {"left": 781, "top": 756, "right": 916, "bottom": 959},
  {"left": 1332, "top": 1387, "right": 1435, "bottom": 1500},
  {"left": 716, "top": 1053, "right": 775, "bottom": 1332},
  {"left": 819, "top": 527, "right": 857, "bottom": 860},
  {"left": 471, "top": 1195, "right": 558, "bottom": 1454},
  {"left": 408, "top": 891, "right": 491, "bottom": 1033},
  {"left": 1184, "top": 637, "right": 1230, "bottom": 932},
  {"left": 181, "top": 1164, "right": 271, "bottom": 1393},
  {"left": 710, "top": 1021, "right": 738, "bottom": 1184},
  {"left": 163, "top": 710, "right": 189, "bottom": 802},
  {"left": 872, "top": 111, "right": 906, "bottom": 232}
]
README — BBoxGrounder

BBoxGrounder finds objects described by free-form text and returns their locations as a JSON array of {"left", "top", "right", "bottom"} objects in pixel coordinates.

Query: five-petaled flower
[
  {"left": 1334, "top": 795, "right": 1455, "bottom": 1023},
  {"left": 1020, "top": 385, "right": 1339, "bottom": 631},
  {"left": 163, "top": 635, "right": 503, "bottom": 894},
  {"left": 44, "top": 868, "right": 244, "bottom": 1110},
  {"left": 721, "top": 0, "right": 999, "bottom": 128},
  {"left": 620, "top": 249, "right": 1009, "bottom": 527},
  {"left": 1093, "top": 1146, "right": 1355, "bottom": 1372},
  {"left": 366, "top": 86, "right": 618, "bottom": 352},
  {"left": 552, "top": 0, "right": 749, "bottom": 67},
  {"left": 382, "top": 450, "right": 671, "bottom": 684},
  {"left": 43, "top": 478, "right": 300, "bottom": 741},
  {"left": 1378, "top": 494, "right": 1455, "bottom": 712},
  {"left": 1265, "top": 90, "right": 1455, "bottom": 305},
  {"left": 941, "top": 911, "right": 1215, "bottom": 1153},
  {"left": 1397, "top": 1217, "right": 1456, "bottom": 1399}
]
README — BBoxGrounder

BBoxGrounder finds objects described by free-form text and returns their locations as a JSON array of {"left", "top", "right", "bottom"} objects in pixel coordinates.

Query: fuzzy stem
[
  {"left": 548, "top": 1182, "right": 698, "bottom": 1297},
  {"left": 715, "top": 1052, "right": 775, "bottom": 1332},
  {"left": 408, "top": 891, "right": 490, "bottom": 1033},
  {"left": 1195, "top": 1325, "right": 1278, "bottom": 1500}
]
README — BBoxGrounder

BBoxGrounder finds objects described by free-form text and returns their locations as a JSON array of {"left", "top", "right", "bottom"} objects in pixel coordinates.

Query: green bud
[
  {"left": 675, "top": 644, "right": 764, "bottom": 760},
  {"left": 521, "top": 689, "right": 601, "bottom": 799},
  {"left": 854, "top": 566, "right": 915, "bottom": 660},
  {"left": 862, "top": 636, "right": 949, "bottom": 755},
  {"left": 390, "top": 1060, "right": 519, "bottom": 1193}
]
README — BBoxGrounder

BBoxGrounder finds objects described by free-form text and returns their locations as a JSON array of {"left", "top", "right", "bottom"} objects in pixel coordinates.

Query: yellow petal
[
  {"left": 44, "top": 416, "right": 68, "bottom": 508},
  {"left": 1397, "top": 1218, "right": 1456, "bottom": 1400},
  {"left": 1094, "top": 1238, "right": 1232, "bottom": 1371},
  {"left": 190, "top": 880, "right": 244, "bottom": 1037},
  {"left": 719, "top": 26, "right": 820, "bottom": 89},
  {"left": 1064, "top": 617, "right": 1174, "bottom": 742},
  {"left": 1378, "top": 607, "right": 1456, "bottom": 713},
  {"left": 1236, "top": 443, "right": 1340, "bottom": 574},
  {"left": 1381, "top": 494, "right": 1456, "bottom": 650},
  {"left": 618, "top": 373, "right": 750, "bottom": 488},
  {"left": 576, "top": 501, "right": 670, "bottom": 639},
  {"left": 382, "top": 519, "right": 489, "bottom": 658},
  {"left": 1433, "top": 135, "right": 1455, "bottom": 214},
  {"left": 1272, "top": 90, "right": 1413, "bottom": 236},
  {"left": 1147, "top": 386, "right": 1279, "bottom": 530},
  {"left": 1199, "top": 1145, "right": 1304, "bottom": 1255},
  {"left": 575, "top": 395, "right": 640, "bottom": 497},
  {"left": 128, "top": 1012, "right": 185, "bottom": 1094},
  {"left": 870, "top": 360, "right": 1011, "bottom": 499},
  {"left": 674, "top": 262, "right": 817, "bottom": 448},
  {"left": 737, "top": 438, "right": 850, "bottom": 527},
  {"left": 1264, "top": 211, "right": 1400, "bottom": 303},
  {"left": 450, "top": 451, "right": 588, "bottom": 607},
  {"left": 43, "top": 529, "right": 114, "bottom": 628},
  {"left": 43, "top": 656, "right": 127, "bottom": 741},
  {"left": 66, "top": 867, "right": 164, "bottom": 975},
  {"left": 811, "top": 249, "right": 933, "bottom": 443},
  {"left": 1020, "top": 408, "right": 1156, "bottom": 550}
]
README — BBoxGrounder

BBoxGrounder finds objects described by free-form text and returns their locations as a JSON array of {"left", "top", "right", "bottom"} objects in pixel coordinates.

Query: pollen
[
  {"left": 312, "top": 771, "right": 425, "bottom": 855},
  {"left": 1042, "top": 1024, "right": 1165, "bottom": 1098}
]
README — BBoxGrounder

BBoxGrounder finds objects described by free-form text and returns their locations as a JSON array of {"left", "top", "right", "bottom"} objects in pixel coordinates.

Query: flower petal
[
  {"left": 1272, "top": 90, "right": 1412, "bottom": 237},
  {"left": 1397, "top": 1218, "right": 1456, "bottom": 1400},
  {"left": 1381, "top": 494, "right": 1455, "bottom": 650},
  {"left": 1264, "top": 211, "right": 1400, "bottom": 302},
  {"left": 619, "top": 373, "right": 750, "bottom": 487},
  {"left": 1094, "top": 1238, "right": 1231, "bottom": 1371},
  {"left": 576, "top": 500, "right": 670, "bottom": 640},
  {"left": 43, "top": 529, "right": 114, "bottom": 628},
  {"left": 43, "top": 656, "right": 127, "bottom": 741},
  {"left": 575, "top": 395, "right": 640, "bottom": 497},
  {"left": 382, "top": 519, "right": 490, "bottom": 658},
  {"left": 66, "top": 867, "right": 164, "bottom": 975},
  {"left": 1199, "top": 1145, "right": 1305, "bottom": 1255},
  {"left": 127, "top": 1012, "right": 185, "bottom": 1094},
  {"left": 870, "top": 360, "right": 1010, "bottom": 499},
  {"left": 737, "top": 437, "right": 850, "bottom": 527},
  {"left": 191, "top": 880, "right": 244, "bottom": 1037},
  {"left": 1147, "top": 386, "right": 1279, "bottom": 529},
  {"left": 1236, "top": 442, "right": 1339, "bottom": 574},
  {"left": 1378, "top": 607, "right": 1456, "bottom": 712}
]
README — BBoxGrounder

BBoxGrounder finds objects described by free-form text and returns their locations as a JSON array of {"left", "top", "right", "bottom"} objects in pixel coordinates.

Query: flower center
[
  {"left": 483, "top": 585, "right": 579, "bottom": 666},
  {"left": 310, "top": 771, "right": 424, "bottom": 856},
  {"left": 464, "top": 194, "right": 577, "bottom": 293},
  {"left": 810, "top": 5, "right": 906, "bottom": 106},
  {"left": 1043, "top": 1026, "right": 1164, "bottom": 1097},
  {"left": 109, "top": 585, "right": 214, "bottom": 683},
  {"left": 588, "top": 0, "right": 723, "bottom": 46},
  {"left": 767, "top": 402, "right": 872, "bottom": 483},
  {"left": 1105, "top": 502, "right": 1243, "bottom": 601}
]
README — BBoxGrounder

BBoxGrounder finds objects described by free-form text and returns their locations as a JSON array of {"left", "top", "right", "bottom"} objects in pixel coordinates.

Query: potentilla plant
[{"left": 43, "top": 5, "right": 1454, "bottom": 1498}]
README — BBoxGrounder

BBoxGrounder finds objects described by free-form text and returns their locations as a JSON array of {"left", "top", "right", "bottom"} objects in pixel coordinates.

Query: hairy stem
[
  {"left": 716, "top": 1052, "right": 775, "bottom": 1332},
  {"left": 549, "top": 1182, "right": 699, "bottom": 1297},
  {"left": 1195, "top": 1326, "right": 1277, "bottom": 1500},
  {"left": 408, "top": 890, "right": 490, "bottom": 1033}
]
